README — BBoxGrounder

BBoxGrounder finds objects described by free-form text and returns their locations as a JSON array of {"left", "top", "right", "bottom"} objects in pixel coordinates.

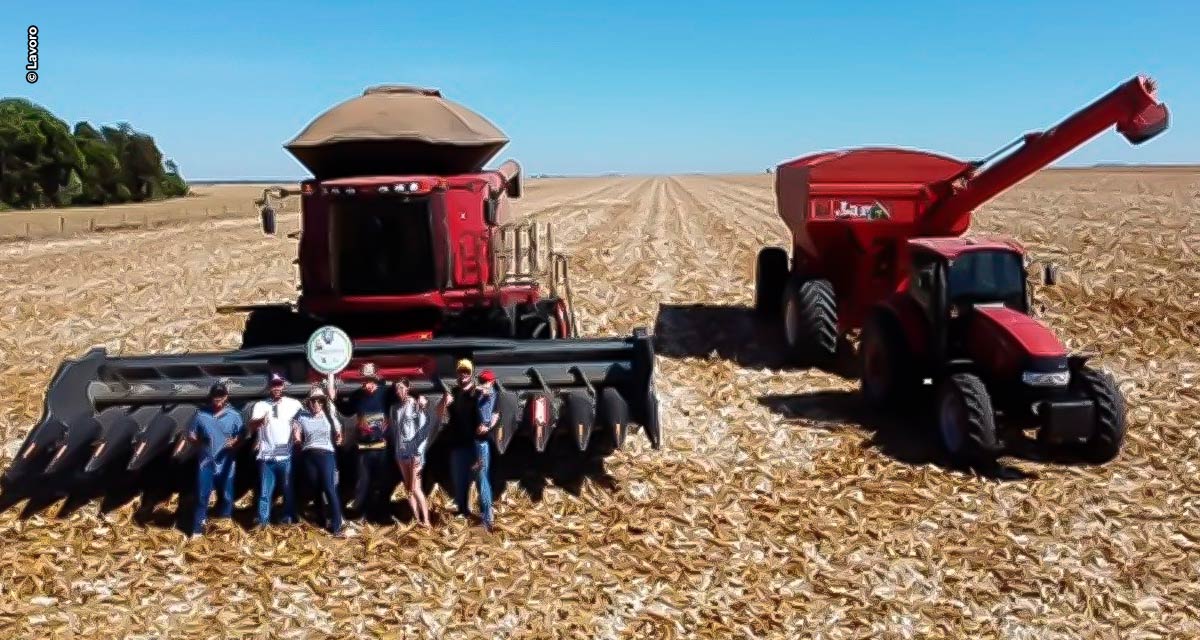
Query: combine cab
[
  {"left": 3, "top": 86, "right": 661, "bottom": 502},
  {"left": 756, "top": 75, "right": 1168, "bottom": 465}
]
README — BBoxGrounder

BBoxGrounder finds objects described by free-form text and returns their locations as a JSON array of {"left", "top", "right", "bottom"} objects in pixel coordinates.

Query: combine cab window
[
  {"left": 947, "top": 250, "right": 1025, "bottom": 309},
  {"left": 329, "top": 198, "right": 437, "bottom": 296}
]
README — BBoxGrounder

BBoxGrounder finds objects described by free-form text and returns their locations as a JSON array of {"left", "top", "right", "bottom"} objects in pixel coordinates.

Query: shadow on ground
[
  {"left": 758, "top": 390, "right": 1040, "bottom": 481},
  {"left": 653, "top": 303, "right": 860, "bottom": 377},
  {"left": 2, "top": 439, "right": 620, "bottom": 531}
]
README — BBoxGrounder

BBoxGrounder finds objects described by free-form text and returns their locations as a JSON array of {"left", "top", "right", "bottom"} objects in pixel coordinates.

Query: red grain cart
[{"left": 755, "top": 76, "right": 1168, "bottom": 465}]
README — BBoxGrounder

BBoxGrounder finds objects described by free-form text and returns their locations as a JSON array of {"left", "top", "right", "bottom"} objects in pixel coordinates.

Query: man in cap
[
  {"left": 442, "top": 359, "right": 495, "bottom": 530},
  {"left": 187, "top": 381, "right": 245, "bottom": 536},
  {"left": 343, "top": 362, "right": 395, "bottom": 520},
  {"left": 471, "top": 370, "right": 500, "bottom": 529},
  {"left": 248, "top": 373, "right": 303, "bottom": 528}
]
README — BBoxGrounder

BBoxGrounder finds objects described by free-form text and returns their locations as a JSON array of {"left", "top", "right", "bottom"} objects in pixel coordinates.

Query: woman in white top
[
  {"left": 292, "top": 386, "right": 345, "bottom": 535},
  {"left": 390, "top": 379, "right": 431, "bottom": 527}
]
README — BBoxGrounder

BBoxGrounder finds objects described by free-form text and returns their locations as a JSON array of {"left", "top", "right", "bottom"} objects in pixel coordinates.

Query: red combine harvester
[
  {"left": 2, "top": 86, "right": 660, "bottom": 500},
  {"left": 755, "top": 76, "right": 1168, "bottom": 465}
]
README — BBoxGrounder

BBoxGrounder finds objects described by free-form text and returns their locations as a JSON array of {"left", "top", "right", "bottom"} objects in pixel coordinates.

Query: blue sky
[{"left": 3, "top": 1, "right": 1196, "bottom": 179}]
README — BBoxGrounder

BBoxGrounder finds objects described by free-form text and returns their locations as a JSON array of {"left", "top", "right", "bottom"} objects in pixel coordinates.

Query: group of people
[{"left": 185, "top": 358, "right": 501, "bottom": 537}]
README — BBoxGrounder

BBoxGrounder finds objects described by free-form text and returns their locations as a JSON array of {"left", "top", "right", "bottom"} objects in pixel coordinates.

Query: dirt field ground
[
  {"left": 0, "top": 184, "right": 295, "bottom": 242},
  {"left": 0, "top": 171, "right": 1197, "bottom": 638}
]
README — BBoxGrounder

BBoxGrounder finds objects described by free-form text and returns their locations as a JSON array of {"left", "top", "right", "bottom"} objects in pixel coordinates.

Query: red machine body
[
  {"left": 296, "top": 171, "right": 542, "bottom": 319},
  {"left": 773, "top": 75, "right": 1168, "bottom": 334},
  {"left": 759, "top": 75, "right": 1168, "bottom": 465}
]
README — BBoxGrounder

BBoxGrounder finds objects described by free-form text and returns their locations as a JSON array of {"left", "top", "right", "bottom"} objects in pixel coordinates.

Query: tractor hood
[{"left": 965, "top": 305, "right": 1068, "bottom": 378}]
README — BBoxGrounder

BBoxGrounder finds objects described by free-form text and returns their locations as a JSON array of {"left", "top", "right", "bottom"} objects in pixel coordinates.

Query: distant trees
[{"left": 0, "top": 98, "right": 189, "bottom": 210}]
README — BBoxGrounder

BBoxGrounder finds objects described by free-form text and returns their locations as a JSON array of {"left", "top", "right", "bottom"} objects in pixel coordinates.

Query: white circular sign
[{"left": 306, "top": 326, "right": 353, "bottom": 375}]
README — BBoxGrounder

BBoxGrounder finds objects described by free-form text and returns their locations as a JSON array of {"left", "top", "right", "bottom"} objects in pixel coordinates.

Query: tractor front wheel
[
  {"left": 782, "top": 279, "right": 838, "bottom": 367},
  {"left": 936, "top": 373, "right": 1000, "bottom": 466},
  {"left": 755, "top": 247, "right": 789, "bottom": 317},
  {"left": 1073, "top": 366, "right": 1127, "bottom": 463}
]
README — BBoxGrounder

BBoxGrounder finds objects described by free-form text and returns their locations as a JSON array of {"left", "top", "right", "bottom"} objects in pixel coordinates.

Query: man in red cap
[{"left": 471, "top": 369, "right": 499, "bottom": 530}]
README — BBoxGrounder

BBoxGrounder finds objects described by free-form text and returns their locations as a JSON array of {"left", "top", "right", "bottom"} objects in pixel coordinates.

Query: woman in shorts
[{"left": 390, "top": 379, "right": 431, "bottom": 527}]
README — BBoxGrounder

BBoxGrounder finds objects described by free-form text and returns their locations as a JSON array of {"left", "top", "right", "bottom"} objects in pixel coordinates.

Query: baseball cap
[
  {"left": 479, "top": 370, "right": 496, "bottom": 383},
  {"left": 208, "top": 382, "right": 229, "bottom": 398},
  {"left": 268, "top": 373, "right": 288, "bottom": 386},
  {"left": 456, "top": 359, "right": 473, "bottom": 373},
  {"left": 360, "top": 362, "right": 380, "bottom": 381},
  {"left": 306, "top": 385, "right": 327, "bottom": 399}
]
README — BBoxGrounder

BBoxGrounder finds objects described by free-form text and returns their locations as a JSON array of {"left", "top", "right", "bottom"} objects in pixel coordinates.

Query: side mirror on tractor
[
  {"left": 260, "top": 204, "right": 277, "bottom": 236},
  {"left": 1043, "top": 263, "right": 1059, "bottom": 286}
]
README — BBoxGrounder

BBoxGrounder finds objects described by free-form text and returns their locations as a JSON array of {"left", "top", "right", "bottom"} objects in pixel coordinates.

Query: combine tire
[
  {"left": 860, "top": 312, "right": 917, "bottom": 409},
  {"left": 783, "top": 279, "right": 838, "bottom": 367},
  {"left": 936, "top": 373, "right": 999, "bottom": 466},
  {"left": 1073, "top": 366, "right": 1126, "bottom": 463},
  {"left": 241, "top": 308, "right": 313, "bottom": 349},
  {"left": 517, "top": 301, "right": 560, "bottom": 340},
  {"left": 755, "top": 247, "right": 789, "bottom": 317}
]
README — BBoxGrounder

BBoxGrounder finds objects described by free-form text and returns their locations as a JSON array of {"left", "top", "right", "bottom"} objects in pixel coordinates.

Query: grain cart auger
[
  {"left": 755, "top": 75, "right": 1168, "bottom": 465},
  {"left": 2, "top": 85, "right": 660, "bottom": 501}
]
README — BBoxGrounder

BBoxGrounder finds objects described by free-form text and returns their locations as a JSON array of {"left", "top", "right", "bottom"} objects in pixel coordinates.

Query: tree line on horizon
[{"left": 0, "top": 98, "right": 189, "bottom": 211}]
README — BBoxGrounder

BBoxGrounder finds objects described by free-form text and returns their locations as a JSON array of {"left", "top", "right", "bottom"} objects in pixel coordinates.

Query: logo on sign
[
  {"left": 306, "top": 326, "right": 353, "bottom": 375},
  {"left": 835, "top": 200, "right": 891, "bottom": 220}
]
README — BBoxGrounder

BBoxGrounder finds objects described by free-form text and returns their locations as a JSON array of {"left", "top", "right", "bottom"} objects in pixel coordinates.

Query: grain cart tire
[
  {"left": 783, "top": 279, "right": 838, "bottom": 367},
  {"left": 860, "top": 312, "right": 917, "bottom": 409},
  {"left": 595, "top": 387, "right": 631, "bottom": 454},
  {"left": 1073, "top": 366, "right": 1126, "bottom": 464},
  {"left": 755, "top": 247, "right": 789, "bottom": 317},
  {"left": 936, "top": 373, "right": 999, "bottom": 465}
]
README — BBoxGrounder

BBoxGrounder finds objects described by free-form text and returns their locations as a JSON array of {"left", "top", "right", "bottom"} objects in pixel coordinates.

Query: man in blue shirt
[
  {"left": 187, "top": 382, "right": 245, "bottom": 536},
  {"left": 472, "top": 370, "right": 499, "bottom": 531}
]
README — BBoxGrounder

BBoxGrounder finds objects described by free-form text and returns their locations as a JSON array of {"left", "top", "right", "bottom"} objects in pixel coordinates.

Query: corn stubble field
[{"left": 0, "top": 170, "right": 1197, "bottom": 638}]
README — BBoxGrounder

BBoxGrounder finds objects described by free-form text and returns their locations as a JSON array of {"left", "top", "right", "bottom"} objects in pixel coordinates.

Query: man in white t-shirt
[{"left": 249, "top": 373, "right": 303, "bottom": 527}]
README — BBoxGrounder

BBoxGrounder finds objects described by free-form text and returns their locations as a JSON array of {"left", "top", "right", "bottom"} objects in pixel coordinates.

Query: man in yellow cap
[{"left": 441, "top": 358, "right": 494, "bottom": 529}]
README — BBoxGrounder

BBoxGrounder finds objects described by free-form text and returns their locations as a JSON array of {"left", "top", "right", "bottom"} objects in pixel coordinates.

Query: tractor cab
[{"left": 908, "top": 237, "right": 1030, "bottom": 319}]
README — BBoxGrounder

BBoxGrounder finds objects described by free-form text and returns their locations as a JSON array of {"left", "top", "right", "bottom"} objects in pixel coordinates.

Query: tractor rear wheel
[
  {"left": 860, "top": 312, "right": 917, "bottom": 409},
  {"left": 783, "top": 279, "right": 838, "bottom": 367},
  {"left": 755, "top": 247, "right": 789, "bottom": 317},
  {"left": 1072, "top": 366, "right": 1126, "bottom": 463},
  {"left": 936, "top": 373, "right": 999, "bottom": 465}
]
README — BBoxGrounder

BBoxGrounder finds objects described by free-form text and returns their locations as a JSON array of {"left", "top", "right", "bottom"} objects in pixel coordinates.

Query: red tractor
[
  {"left": 3, "top": 86, "right": 660, "bottom": 499},
  {"left": 756, "top": 76, "right": 1168, "bottom": 465}
]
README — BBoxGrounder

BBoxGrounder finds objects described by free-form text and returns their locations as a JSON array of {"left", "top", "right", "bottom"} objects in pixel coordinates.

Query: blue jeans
[
  {"left": 193, "top": 455, "right": 236, "bottom": 534},
  {"left": 303, "top": 450, "right": 343, "bottom": 534},
  {"left": 257, "top": 457, "right": 296, "bottom": 525},
  {"left": 451, "top": 443, "right": 493, "bottom": 526}
]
